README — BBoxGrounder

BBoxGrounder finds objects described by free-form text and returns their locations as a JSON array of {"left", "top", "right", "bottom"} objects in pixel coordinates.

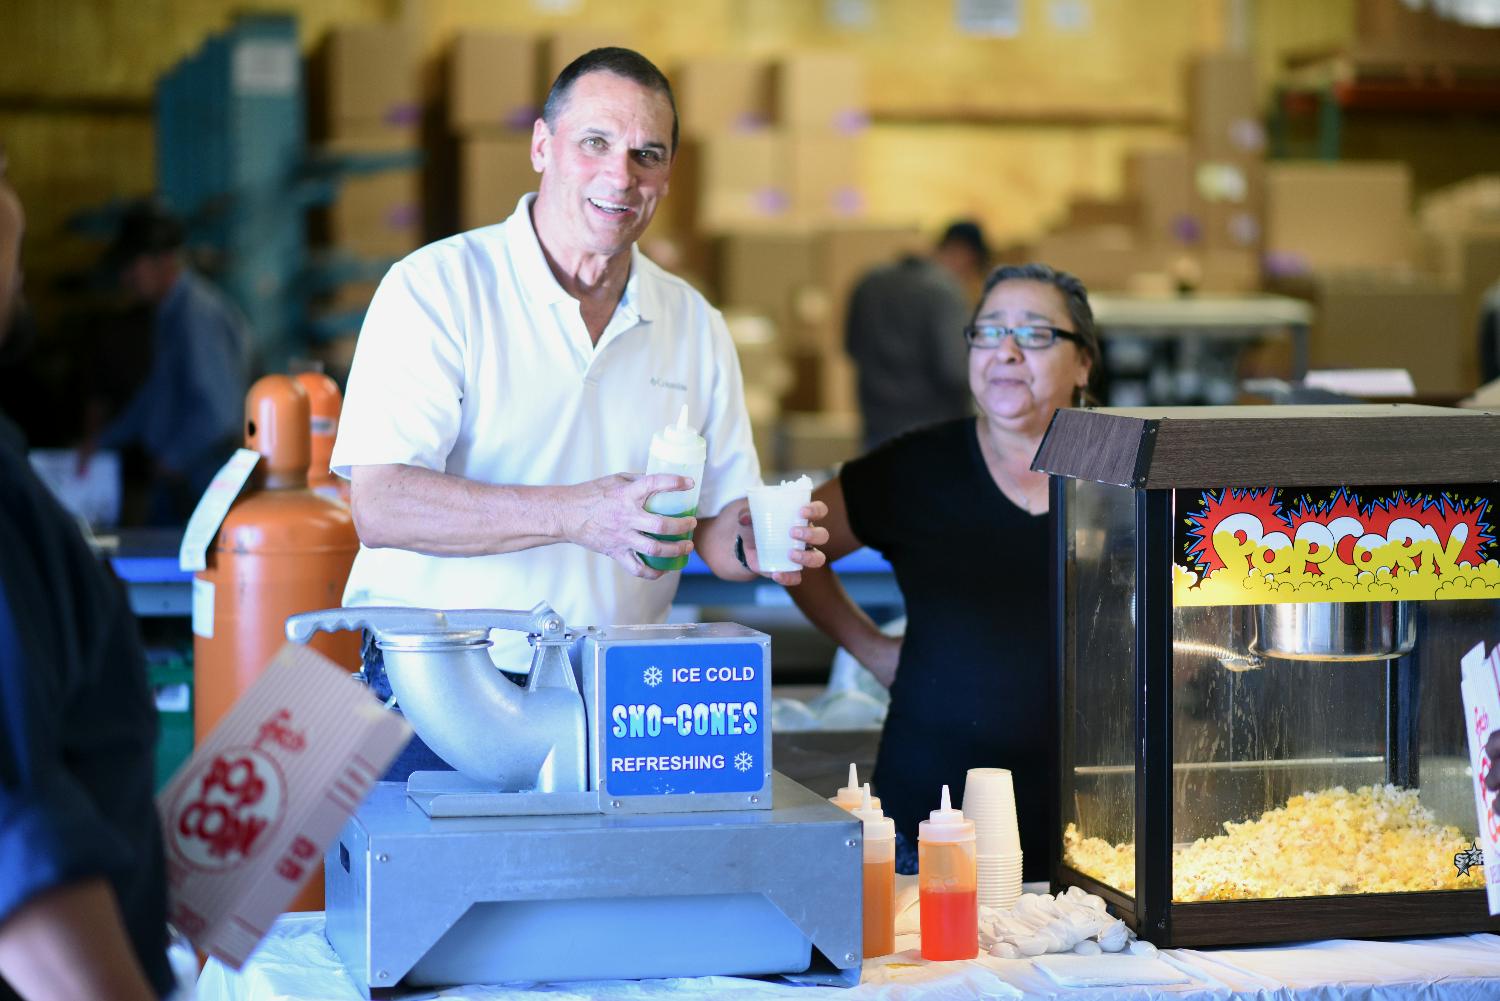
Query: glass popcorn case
[{"left": 1034, "top": 405, "right": 1500, "bottom": 947}]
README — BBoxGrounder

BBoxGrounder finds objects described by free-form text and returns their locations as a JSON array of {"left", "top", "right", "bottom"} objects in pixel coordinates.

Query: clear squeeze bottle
[
  {"left": 640, "top": 404, "right": 706, "bottom": 572},
  {"left": 854, "top": 784, "right": 896, "bottom": 958},
  {"left": 918, "top": 784, "right": 978, "bottom": 961},
  {"left": 830, "top": 763, "right": 880, "bottom": 812}
]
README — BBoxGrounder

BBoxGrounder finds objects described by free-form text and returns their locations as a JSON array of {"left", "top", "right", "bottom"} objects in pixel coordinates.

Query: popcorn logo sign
[
  {"left": 166, "top": 710, "right": 304, "bottom": 872},
  {"left": 1174, "top": 485, "right": 1500, "bottom": 606}
]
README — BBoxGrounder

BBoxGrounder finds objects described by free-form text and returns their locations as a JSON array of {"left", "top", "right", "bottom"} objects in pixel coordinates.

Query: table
[
  {"left": 198, "top": 911, "right": 1500, "bottom": 1001},
  {"left": 1090, "top": 293, "right": 1314, "bottom": 401},
  {"left": 104, "top": 529, "right": 902, "bottom": 617}
]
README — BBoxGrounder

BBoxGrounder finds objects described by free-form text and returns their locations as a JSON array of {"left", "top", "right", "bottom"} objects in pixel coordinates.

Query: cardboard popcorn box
[
  {"left": 1460, "top": 642, "right": 1500, "bottom": 915},
  {"left": 156, "top": 644, "right": 411, "bottom": 967}
]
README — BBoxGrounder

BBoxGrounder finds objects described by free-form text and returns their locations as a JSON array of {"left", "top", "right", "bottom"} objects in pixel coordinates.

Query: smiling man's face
[{"left": 530, "top": 70, "right": 675, "bottom": 264}]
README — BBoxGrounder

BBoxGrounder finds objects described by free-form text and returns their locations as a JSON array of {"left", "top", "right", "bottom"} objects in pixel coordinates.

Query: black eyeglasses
[{"left": 963, "top": 324, "right": 1082, "bottom": 350}]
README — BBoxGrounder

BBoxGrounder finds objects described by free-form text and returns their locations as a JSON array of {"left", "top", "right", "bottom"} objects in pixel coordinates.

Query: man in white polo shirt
[{"left": 331, "top": 48, "right": 827, "bottom": 692}]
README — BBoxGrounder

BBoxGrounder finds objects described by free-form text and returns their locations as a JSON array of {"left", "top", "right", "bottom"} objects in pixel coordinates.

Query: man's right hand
[{"left": 564, "top": 472, "right": 697, "bottom": 579}]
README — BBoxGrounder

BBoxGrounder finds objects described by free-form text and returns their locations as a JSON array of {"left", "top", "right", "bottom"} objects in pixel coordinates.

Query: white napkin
[{"left": 1032, "top": 953, "right": 1190, "bottom": 987}]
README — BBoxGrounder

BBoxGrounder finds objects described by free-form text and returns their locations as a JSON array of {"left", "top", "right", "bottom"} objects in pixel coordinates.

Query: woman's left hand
[{"left": 739, "top": 501, "right": 830, "bottom": 585}]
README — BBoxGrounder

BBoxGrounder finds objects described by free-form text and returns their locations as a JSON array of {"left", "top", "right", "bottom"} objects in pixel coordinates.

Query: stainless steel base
[{"left": 325, "top": 772, "right": 863, "bottom": 995}]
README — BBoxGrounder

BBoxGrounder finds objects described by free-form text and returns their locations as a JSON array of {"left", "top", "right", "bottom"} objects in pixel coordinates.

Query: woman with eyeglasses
[{"left": 783, "top": 263, "right": 1101, "bottom": 877}]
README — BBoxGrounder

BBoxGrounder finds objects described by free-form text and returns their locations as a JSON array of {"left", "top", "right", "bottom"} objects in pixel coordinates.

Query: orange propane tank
[
  {"left": 193, "top": 374, "right": 361, "bottom": 912},
  {"left": 292, "top": 366, "right": 349, "bottom": 503}
]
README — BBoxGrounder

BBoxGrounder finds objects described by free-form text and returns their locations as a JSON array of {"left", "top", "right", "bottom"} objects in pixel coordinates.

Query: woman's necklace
[{"left": 978, "top": 422, "right": 1048, "bottom": 515}]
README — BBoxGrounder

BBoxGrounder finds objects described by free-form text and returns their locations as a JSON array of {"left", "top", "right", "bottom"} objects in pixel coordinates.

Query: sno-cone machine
[{"left": 286, "top": 606, "right": 861, "bottom": 995}]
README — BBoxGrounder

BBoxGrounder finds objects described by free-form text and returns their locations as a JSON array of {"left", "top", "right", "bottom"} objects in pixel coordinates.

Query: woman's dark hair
[
  {"left": 543, "top": 47, "right": 679, "bottom": 153},
  {"left": 975, "top": 262, "right": 1101, "bottom": 371}
]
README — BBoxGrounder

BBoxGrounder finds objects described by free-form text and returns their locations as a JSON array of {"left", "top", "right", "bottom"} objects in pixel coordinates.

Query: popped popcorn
[{"left": 1064, "top": 784, "right": 1484, "bottom": 901}]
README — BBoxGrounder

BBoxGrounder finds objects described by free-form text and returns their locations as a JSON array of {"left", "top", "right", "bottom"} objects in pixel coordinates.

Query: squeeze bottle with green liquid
[{"left": 639, "top": 404, "right": 705, "bottom": 572}]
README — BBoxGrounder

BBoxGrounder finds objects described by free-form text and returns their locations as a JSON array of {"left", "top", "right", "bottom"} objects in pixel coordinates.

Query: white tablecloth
[{"left": 196, "top": 913, "right": 1500, "bottom": 1001}]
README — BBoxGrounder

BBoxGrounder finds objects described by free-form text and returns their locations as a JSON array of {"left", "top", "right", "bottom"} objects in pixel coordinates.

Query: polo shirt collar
[{"left": 505, "top": 193, "right": 657, "bottom": 326}]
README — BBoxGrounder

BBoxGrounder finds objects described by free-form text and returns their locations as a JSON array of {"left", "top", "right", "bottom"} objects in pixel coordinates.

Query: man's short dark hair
[
  {"left": 105, "top": 198, "right": 184, "bottom": 271},
  {"left": 542, "top": 47, "right": 679, "bottom": 153},
  {"left": 938, "top": 220, "right": 990, "bottom": 270}
]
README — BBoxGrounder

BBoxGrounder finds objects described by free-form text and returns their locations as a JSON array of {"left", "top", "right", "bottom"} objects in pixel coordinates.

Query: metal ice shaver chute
[{"left": 285, "top": 603, "right": 587, "bottom": 793}]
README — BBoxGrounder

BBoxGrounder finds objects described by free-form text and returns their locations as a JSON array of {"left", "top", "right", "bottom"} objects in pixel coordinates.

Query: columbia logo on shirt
[{"left": 650, "top": 377, "right": 688, "bottom": 391}]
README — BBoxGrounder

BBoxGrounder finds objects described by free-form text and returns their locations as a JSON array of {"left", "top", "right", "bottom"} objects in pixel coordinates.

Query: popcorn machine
[{"left": 1035, "top": 405, "right": 1500, "bottom": 946}]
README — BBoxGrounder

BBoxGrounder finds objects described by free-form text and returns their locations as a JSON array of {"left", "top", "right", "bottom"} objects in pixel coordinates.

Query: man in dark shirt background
[
  {"left": 83, "top": 199, "right": 251, "bottom": 525},
  {"left": 845, "top": 219, "right": 991, "bottom": 450}
]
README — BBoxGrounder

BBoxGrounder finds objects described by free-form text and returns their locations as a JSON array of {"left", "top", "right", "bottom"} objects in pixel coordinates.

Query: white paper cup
[
  {"left": 975, "top": 829, "right": 1023, "bottom": 855},
  {"left": 747, "top": 480, "right": 813, "bottom": 573},
  {"left": 977, "top": 850, "right": 1023, "bottom": 910},
  {"left": 964, "top": 768, "right": 1017, "bottom": 810},
  {"left": 965, "top": 768, "right": 1021, "bottom": 854}
]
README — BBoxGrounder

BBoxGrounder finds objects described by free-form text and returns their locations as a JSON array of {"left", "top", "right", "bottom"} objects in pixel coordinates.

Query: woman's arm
[{"left": 785, "top": 477, "right": 902, "bottom": 688}]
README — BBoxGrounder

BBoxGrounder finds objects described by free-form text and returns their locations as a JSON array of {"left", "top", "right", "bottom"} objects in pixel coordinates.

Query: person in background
[
  {"left": 332, "top": 48, "right": 827, "bottom": 769},
  {"left": 846, "top": 219, "right": 992, "bottom": 450},
  {"left": 83, "top": 199, "right": 251, "bottom": 525},
  {"left": 788, "top": 263, "right": 1099, "bottom": 878},
  {"left": 0, "top": 152, "right": 173, "bottom": 1001}
]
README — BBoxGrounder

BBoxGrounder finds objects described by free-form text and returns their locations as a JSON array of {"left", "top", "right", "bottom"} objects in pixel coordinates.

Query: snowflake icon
[
  {"left": 734, "top": 751, "right": 754, "bottom": 772},
  {"left": 643, "top": 666, "right": 663, "bottom": 687}
]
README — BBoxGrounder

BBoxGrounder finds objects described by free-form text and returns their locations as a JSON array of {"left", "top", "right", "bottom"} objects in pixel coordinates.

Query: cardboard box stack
[
  {"left": 717, "top": 226, "right": 921, "bottom": 419},
  {"left": 440, "top": 30, "right": 540, "bottom": 236},
  {"left": 1039, "top": 53, "right": 1266, "bottom": 296},
  {"left": 1306, "top": 272, "right": 1467, "bottom": 396},
  {"left": 306, "top": 23, "right": 423, "bottom": 368},
  {"left": 655, "top": 50, "right": 866, "bottom": 241},
  {"left": 436, "top": 28, "right": 634, "bottom": 238},
  {"left": 1262, "top": 160, "right": 1485, "bottom": 397},
  {"left": 1264, "top": 162, "right": 1413, "bottom": 275},
  {"left": 650, "top": 50, "right": 877, "bottom": 467},
  {"left": 645, "top": 53, "right": 781, "bottom": 276},
  {"left": 308, "top": 25, "right": 423, "bottom": 258},
  {"left": 723, "top": 313, "right": 791, "bottom": 468},
  {"left": 1418, "top": 176, "right": 1500, "bottom": 370},
  {"left": 776, "top": 52, "right": 868, "bottom": 228}
]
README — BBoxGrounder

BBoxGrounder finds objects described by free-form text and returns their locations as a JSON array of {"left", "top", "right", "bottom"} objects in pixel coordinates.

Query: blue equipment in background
[{"left": 154, "top": 12, "right": 414, "bottom": 372}]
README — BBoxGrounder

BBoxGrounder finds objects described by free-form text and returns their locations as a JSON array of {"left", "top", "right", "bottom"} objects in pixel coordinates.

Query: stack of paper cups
[{"left": 964, "top": 767, "right": 1023, "bottom": 910}]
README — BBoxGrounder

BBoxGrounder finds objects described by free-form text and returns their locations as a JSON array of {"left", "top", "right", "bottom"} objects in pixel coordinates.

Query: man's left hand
[{"left": 738, "top": 500, "right": 829, "bottom": 585}]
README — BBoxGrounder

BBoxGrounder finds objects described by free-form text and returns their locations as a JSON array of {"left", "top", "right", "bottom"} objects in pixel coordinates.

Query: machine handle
[
  {"left": 285, "top": 606, "right": 446, "bottom": 644},
  {"left": 442, "top": 605, "right": 567, "bottom": 638},
  {"left": 284, "top": 604, "right": 569, "bottom": 644}
]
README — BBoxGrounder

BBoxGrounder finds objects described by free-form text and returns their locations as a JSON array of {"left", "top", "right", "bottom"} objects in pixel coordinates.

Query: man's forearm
[
  {"left": 0, "top": 879, "right": 158, "bottom": 1001},
  {"left": 351, "top": 463, "right": 569, "bottom": 556}
]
